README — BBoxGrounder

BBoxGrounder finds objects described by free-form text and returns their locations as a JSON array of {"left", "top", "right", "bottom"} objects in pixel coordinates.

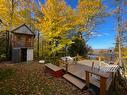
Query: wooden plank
[
  {"left": 63, "top": 74, "right": 86, "bottom": 89},
  {"left": 45, "top": 63, "right": 62, "bottom": 71},
  {"left": 86, "top": 71, "right": 90, "bottom": 88},
  {"left": 100, "top": 77, "right": 107, "bottom": 95}
]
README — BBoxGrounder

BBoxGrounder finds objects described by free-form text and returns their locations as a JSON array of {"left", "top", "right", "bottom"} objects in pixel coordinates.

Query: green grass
[{"left": 0, "top": 68, "right": 16, "bottom": 80}]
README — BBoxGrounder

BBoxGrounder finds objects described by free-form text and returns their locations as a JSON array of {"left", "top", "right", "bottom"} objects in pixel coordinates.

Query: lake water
[{"left": 88, "top": 54, "right": 115, "bottom": 63}]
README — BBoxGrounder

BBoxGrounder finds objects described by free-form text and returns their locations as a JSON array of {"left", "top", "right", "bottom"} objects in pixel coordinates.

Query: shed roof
[{"left": 11, "top": 24, "right": 35, "bottom": 36}]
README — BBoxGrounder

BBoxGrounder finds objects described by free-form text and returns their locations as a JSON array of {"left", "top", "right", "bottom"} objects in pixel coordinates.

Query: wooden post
[
  {"left": 65, "top": 57, "right": 68, "bottom": 73},
  {"left": 100, "top": 77, "right": 107, "bottom": 95},
  {"left": 91, "top": 61, "right": 94, "bottom": 70},
  {"left": 5, "top": 31, "right": 9, "bottom": 59},
  {"left": 91, "top": 61, "right": 94, "bottom": 76},
  {"left": 85, "top": 71, "right": 90, "bottom": 88},
  {"left": 37, "top": 31, "right": 40, "bottom": 60}
]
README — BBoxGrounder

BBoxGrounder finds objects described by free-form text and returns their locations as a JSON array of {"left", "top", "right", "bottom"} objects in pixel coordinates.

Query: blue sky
[
  {"left": 88, "top": 1, "right": 117, "bottom": 49},
  {"left": 40, "top": 0, "right": 124, "bottom": 49},
  {"left": 65, "top": 0, "right": 117, "bottom": 49}
]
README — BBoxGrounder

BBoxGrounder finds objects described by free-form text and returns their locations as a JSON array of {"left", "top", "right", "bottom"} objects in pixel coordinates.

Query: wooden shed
[{"left": 11, "top": 24, "right": 35, "bottom": 63}]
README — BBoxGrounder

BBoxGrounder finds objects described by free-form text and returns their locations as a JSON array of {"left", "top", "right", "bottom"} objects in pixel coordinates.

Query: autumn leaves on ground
[{"left": 0, "top": 62, "right": 85, "bottom": 95}]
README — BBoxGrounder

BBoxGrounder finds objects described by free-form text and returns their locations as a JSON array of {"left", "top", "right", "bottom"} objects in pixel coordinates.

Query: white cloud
[{"left": 90, "top": 32, "right": 110, "bottom": 37}]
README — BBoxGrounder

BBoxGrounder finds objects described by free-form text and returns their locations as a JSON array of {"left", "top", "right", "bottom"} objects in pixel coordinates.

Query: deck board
[
  {"left": 63, "top": 74, "right": 86, "bottom": 89},
  {"left": 45, "top": 63, "right": 62, "bottom": 71}
]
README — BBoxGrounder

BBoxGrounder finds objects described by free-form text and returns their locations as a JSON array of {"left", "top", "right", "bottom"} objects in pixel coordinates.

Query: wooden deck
[
  {"left": 66, "top": 64, "right": 112, "bottom": 90},
  {"left": 60, "top": 59, "right": 117, "bottom": 95}
]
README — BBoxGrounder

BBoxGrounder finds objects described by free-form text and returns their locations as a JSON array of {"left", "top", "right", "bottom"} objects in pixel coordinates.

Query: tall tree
[
  {"left": 0, "top": 0, "right": 36, "bottom": 31},
  {"left": 76, "top": 0, "right": 101, "bottom": 32},
  {"left": 37, "top": 0, "right": 102, "bottom": 56},
  {"left": 114, "top": 0, "right": 127, "bottom": 66}
]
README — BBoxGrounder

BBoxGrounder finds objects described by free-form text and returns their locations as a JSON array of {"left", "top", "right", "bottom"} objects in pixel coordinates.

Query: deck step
[{"left": 63, "top": 74, "right": 86, "bottom": 89}]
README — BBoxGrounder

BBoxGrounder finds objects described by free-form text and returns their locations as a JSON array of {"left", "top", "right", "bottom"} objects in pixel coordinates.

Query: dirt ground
[{"left": 0, "top": 61, "right": 91, "bottom": 95}]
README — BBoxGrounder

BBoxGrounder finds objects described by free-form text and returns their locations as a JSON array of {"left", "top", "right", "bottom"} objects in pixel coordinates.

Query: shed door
[
  {"left": 12, "top": 48, "right": 20, "bottom": 63},
  {"left": 27, "top": 49, "right": 33, "bottom": 61},
  {"left": 21, "top": 48, "right": 27, "bottom": 62}
]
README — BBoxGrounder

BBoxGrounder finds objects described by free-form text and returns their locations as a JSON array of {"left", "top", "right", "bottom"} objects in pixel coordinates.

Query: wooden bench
[{"left": 45, "top": 63, "right": 64, "bottom": 78}]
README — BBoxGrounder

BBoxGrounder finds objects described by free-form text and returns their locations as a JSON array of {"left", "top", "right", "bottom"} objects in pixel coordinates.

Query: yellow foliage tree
[
  {"left": 37, "top": 0, "right": 102, "bottom": 55},
  {"left": 76, "top": 0, "right": 101, "bottom": 32},
  {"left": 37, "top": 0, "right": 75, "bottom": 55},
  {"left": 122, "top": 48, "right": 127, "bottom": 58},
  {"left": 0, "top": 0, "right": 36, "bottom": 31},
  {"left": 0, "top": 0, "right": 19, "bottom": 30}
]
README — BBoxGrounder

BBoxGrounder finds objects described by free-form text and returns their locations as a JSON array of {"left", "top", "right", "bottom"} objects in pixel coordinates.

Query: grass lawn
[{"left": 0, "top": 62, "right": 85, "bottom": 95}]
